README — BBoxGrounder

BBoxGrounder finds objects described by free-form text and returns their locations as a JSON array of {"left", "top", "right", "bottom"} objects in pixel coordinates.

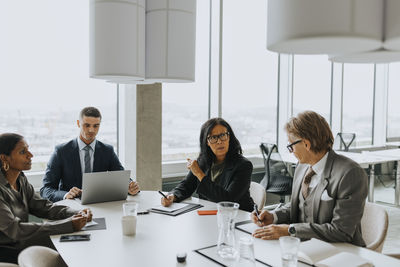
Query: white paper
[
  {"left": 84, "top": 220, "right": 98, "bottom": 227},
  {"left": 151, "top": 203, "right": 189, "bottom": 212},
  {"left": 236, "top": 222, "right": 261, "bottom": 235}
]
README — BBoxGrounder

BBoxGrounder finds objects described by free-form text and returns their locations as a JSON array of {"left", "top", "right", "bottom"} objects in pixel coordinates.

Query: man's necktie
[
  {"left": 83, "top": 145, "right": 92, "bottom": 173},
  {"left": 301, "top": 167, "right": 316, "bottom": 199}
]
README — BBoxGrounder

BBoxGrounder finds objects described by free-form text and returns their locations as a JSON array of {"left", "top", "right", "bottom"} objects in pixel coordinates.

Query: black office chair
[
  {"left": 334, "top": 132, "right": 356, "bottom": 151},
  {"left": 259, "top": 143, "right": 293, "bottom": 203}
]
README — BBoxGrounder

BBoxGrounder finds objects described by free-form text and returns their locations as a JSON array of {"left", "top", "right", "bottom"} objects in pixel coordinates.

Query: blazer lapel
[
  {"left": 93, "top": 141, "right": 100, "bottom": 172},
  {"left": 290, "top": 165, "right": 307, "bottom": 222},
  {"left": 72, "top": 139, "right": 83, "bottom": 188},
  {"left": 312, "top": 151, "right": 335, "bottom": 221}
]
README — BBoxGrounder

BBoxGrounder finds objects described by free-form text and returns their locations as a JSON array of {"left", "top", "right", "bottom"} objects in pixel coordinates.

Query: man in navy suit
[{"left": 40, "top": 107, "right": 139, "bottom": 202}]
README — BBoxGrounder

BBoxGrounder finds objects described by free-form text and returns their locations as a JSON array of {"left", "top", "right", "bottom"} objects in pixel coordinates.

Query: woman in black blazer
[{"left": 161, "top": 118, "right": 255, "bottom": 212}]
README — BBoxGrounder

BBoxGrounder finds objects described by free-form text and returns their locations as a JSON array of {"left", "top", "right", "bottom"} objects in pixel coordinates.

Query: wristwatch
[{"left": 288, "top": 224, "right": 296, "bottom": 237}]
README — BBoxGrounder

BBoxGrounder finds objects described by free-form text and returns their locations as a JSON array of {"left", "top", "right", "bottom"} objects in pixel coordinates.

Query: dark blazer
[
  {"left": 275, "top": 150, "right": 368, "bottom": 246},
  {"left": 172, "top": 155, "right": 255, "bottom": 212},
  {"left": 40, "top": 139, "right": 123, "bottom": 202}
]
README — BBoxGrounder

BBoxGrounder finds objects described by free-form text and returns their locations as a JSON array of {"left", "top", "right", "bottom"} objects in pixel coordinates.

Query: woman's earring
[{"left": 3, "top": 162, "right": 9, "bottom": 172}]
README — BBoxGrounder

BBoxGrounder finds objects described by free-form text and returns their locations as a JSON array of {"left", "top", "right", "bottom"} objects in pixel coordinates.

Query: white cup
[
  {"left": 122, "top": 202, "right": 138, "bottom": 236},
  {"left": 121, "top": 215, "right": 137, "bottom": 236},
  {"left": 123, "top": 202, "right": 138, "bottom": 216}
]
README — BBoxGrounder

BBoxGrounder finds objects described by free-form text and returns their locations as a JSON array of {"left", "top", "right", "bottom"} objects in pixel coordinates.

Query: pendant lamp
[
  {"left": 145, "top": 0, "right": 196, "bottom": 82},
  {"left": 90, "top": 0, "right": 145, "bottom": 81},
  {"left": 267, "top": 0, "right": 382, "bottom": 55}
]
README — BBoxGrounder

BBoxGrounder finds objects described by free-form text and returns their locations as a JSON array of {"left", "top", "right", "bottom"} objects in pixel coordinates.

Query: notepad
[
  {"left": 235, "top": 220, "right": 261, "bottom": 235},
  {"left": 150, "top": 202, "right": 203, "bottom": 216},
  {"left": 151, "top": 203, "right": 189, "bottom": 212},
  {"left": 298, "top": 238, "right": 373, "bottom": 267}
]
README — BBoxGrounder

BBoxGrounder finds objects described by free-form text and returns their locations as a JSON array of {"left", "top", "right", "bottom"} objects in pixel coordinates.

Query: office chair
[
  {"left": 334, "top": 132, "right": 356, "bottom": 151},
  {"left": 361, "top": 202, "right": 389, "bottom": 252},
  {"left": 250, "top": 181, "right": 267, "bottom": 208},
  {"left": 259, "top": 143, "right": 293, "bottom": 203}
]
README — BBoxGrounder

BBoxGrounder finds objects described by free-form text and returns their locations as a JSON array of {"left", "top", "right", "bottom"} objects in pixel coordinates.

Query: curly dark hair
[{"left": 197, "top": 118, "right": 242, "bottom": 170}]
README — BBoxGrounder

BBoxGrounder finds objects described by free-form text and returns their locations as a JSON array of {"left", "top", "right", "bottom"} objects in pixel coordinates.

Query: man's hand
[
  {"left": 253, "top": 224, "right": 290, "bottom": 240},
  {"left": 128, "top": 181, "right": 140, "bottom": 195},
  {"left": 65, "top": 187, "right": 82, "bottom": 199},
  {"left": 251, "top": 210, "right": 274, "bottom": 227}
]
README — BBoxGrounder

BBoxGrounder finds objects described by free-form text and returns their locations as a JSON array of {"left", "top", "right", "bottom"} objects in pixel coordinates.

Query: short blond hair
[{"left": 285, "top": 111, "right": 333, "bottom": 153}]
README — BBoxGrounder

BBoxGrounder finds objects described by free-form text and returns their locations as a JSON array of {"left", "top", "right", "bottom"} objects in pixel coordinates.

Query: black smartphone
[{"left": 59, "top": 234, "right": 91, "bottom": 242}]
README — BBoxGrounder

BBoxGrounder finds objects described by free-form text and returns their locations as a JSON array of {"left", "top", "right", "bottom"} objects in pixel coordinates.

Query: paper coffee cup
[{"left": 122, "top": 215, "right": 137, "bottom": 236}]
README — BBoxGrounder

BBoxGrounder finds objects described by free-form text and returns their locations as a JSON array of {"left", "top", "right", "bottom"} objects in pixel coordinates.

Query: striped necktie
[
  {"left": 83, "top": 145, "right": 92, "bottom": 173},
  {"left": 301, "top": 167, "right": 315, "bottom": 199}
]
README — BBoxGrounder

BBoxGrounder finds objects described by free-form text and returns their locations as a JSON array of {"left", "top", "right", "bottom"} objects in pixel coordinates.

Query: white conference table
[
  {"left": 362, "top": 149, "right": 400, "bottom": 206},
  {"left": 280, "top": 151, "right": 400, "bottom": 205},
  {"left": 51, "top": 191, "right": 400, "bottom": 267}
]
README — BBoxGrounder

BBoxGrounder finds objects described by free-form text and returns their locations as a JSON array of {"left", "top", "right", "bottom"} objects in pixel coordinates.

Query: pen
[
  {"left": 158, "top": 190, "right": 169, "bottom": 199},
  {"left": 253, "top": 204, "right": 262, "bottom": 222}
]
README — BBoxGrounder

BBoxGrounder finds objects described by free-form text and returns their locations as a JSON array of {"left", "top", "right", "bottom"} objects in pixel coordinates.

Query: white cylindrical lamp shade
[
  {"left": 146, "top": 0, "right": 196, "bottom": 82},
  {"left": 267, "top": 0, "right": 383, "bottom": 54},
  {"left": 329, "top": 49, "right": 400, "bottom": 64},
  {"left": 90, "top": 0, "right": 145, "bottom": 82},
  {"left": 384, "top": 0, "right": 400, "bottom": 51}
]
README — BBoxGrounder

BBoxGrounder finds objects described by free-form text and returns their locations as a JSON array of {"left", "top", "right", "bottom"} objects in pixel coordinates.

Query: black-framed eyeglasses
[
  {"left": 287, "top": 139, "right": 302, "bottom": 153},
  {"left": 207, "top": 132, "right": 230, "bottom": 144}
]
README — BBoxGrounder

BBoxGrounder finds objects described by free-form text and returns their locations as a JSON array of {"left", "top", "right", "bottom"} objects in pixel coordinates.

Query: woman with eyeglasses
[
  {"left": 161, "top": 118, "right": 255, "bottom": 212},
  {"left": 0, "top": 133, "right": 92, "bottom": 264}
]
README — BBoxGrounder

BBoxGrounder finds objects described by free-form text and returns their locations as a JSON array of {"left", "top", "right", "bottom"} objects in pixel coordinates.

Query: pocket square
[{"left": 321, "top": 190, "right": 333, "bottom": 201}]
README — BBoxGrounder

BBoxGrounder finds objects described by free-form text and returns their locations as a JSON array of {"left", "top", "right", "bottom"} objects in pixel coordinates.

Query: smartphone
[{"left": 59, "top": 234, "right": 91, "bottom": 242}]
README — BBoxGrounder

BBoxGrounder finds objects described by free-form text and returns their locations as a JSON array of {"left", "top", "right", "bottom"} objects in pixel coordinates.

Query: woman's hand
[
  {"left": 161, "top": 194, "right": 175, "bottom": 207},
  {"left": 251, "top": 210, "right": 274, "bottom": 227},
  {"left": 187, "top": 159, "right": 206, "bottom": 181},
  {"left": 253, "top": 224, "right": 289, "bottom": 240},
  {"left": 78, "top": 208, "right": 93, "bottom": 222},
  {"left": 128, "top": 181, "right": 140, "bottom": 195},
  {"left": 71, "top": 214, "right": 88, "bottom": 231}
]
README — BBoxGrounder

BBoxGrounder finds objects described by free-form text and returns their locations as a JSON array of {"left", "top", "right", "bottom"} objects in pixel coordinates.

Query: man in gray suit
[{"left": 251, "top": 111, "right": 368, "bottom": 246}]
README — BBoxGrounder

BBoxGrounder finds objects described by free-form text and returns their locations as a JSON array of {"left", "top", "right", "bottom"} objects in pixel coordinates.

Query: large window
[
  {"left": 292, "top": 55, "right": 331, "bottom": 121},
  {"left": 221, "top": 0, "right": 277, "bottom": 155},
  {"left": 387, "top": 63, "right": 400, "bottom": 141},
  {"left": 342, "top": 64, "right": 374, "bottom": 146},
  {"left": 162, "top": 1, "right": 210, "bottom": 161},
  {"left": 0, "top": 0, "right": 117, "bottom": 172}
]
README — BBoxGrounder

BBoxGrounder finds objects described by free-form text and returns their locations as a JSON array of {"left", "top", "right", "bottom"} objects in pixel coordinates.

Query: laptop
[{"left": 80, "top": 170, "right": 131, "bottom": 205}]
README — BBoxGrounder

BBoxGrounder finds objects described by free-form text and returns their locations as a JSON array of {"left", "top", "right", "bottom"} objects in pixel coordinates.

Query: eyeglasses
[
  {"left": 207, "top": 132, "right": 230, "bottom": 144},
  {"left": 287, "top": 139, "right": 302, "bottom": 153}
]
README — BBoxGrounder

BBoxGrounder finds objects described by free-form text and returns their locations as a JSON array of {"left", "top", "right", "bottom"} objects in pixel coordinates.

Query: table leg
[
  {"left": 368, "top": 164, "right": 375, "bottom": 203},
  {"left": 395, "top": 161, "right": 400, "bottom": 206}
]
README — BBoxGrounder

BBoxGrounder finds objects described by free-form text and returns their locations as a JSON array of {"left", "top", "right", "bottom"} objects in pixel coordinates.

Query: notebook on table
[
  {"left": 80, "top": 170, "right": 131, "bottom": 205},
  {"left": 298, "top": 238, "right": 374, "bottom": 267}
]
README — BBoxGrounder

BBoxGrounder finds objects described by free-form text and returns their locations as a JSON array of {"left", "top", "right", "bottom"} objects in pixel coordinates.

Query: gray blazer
[{"left": 275, "top": 150, "right": 368, "bottom": 246}]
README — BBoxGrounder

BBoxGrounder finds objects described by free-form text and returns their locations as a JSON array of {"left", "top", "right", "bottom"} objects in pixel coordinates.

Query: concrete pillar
[{"left": 118, "top": 83, "right": 162, "bottom": 191}]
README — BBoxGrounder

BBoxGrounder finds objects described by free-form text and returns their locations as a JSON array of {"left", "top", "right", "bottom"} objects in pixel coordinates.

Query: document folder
[{"left": 150, "top": 203, "right": 203, "bottom": 216}]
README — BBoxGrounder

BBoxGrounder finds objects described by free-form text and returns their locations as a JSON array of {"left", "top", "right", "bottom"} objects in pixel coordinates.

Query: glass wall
[
  {"left": 342, "top": 64, "right": 374, "bottom": 146},
  {"left": 292, "top": 55, "right": 331, "bottom": 121},
  {"left": 221, "top": 0, "right": 277, "bottom": 155},
  {"left": 387, "top": 63, "right": 400, "bottom": 141},
  {"left": 0, "top": 0, "right": 117, "bottom": 172},
  {"left": 161, "top": 1, "right": 210, "bottom": 161}
]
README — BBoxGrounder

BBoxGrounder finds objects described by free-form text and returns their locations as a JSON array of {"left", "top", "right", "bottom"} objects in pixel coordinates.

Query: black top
[{"left": 172, "top": 155, "right": 255, "bottom": 212}]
